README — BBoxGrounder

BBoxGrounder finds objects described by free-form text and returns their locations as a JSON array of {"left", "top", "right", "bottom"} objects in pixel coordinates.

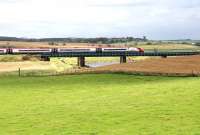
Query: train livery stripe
[
  {"left": 59, "top": 49, "right": 91, "bottom": 51},
  {"left": 0, "top": 49, "right": 6, "bottom": 53},
  {"left": 17, "top": 50, "right": 51, "bottom": 52}
]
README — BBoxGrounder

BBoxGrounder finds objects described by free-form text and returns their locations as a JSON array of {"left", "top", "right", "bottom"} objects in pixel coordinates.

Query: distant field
[
  {"left": 0, "top": 74, "right": 200, "bottom": 135},
  {"left": 0, "top": 41, "right": 199, "bottom": 50},
  {"left": 113, "top": 41, "right": 200, "bottom": 50},
  {"left": 0, "top": 41, "right": 106, "bottom": 48},
  {"left": 136, "top": 44, "right": 199, "bottom": 50}
]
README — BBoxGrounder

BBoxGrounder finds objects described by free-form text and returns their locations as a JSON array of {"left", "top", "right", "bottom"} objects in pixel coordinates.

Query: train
[{"left": 0, "top": 47, "right": 144, "bottom": 54}]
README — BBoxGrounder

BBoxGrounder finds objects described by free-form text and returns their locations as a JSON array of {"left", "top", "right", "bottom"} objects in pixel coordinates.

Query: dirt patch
[{"left": 93, "top": 55, "right": 200, "bottom": 75}]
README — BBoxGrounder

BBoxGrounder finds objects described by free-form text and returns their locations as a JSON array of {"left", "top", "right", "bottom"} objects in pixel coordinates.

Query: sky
[{"left": 0, "top": 0, "right": 199, "bottom": 40}]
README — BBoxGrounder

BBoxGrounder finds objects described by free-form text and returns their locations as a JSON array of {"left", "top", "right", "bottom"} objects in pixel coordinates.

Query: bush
[
  {"left": 134, "top": 42, "right": 138, "bottom": 46},
  {"left": 48, "top": 42, "right": 54, "bottom": 45},
  {"left": 181, "top": 42, "right": 189, "bottom": 44},
  {"left": 195, "top": 42, "right": 200, "bottom": 46},
  {"left": 146, "top": 42, "right": 152, "bottom": 45},
  {"left": 22, "top": 55, "right": 40, "bottom": 61},
  {"left": 22, "top": 55, "right": 31, "bottom": 61}
]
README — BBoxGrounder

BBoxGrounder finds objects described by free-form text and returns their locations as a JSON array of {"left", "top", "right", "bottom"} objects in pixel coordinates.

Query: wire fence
[
  {"left": 0, "top": 68, "right": 97, "bottom": 77},
  {"left": 1, "top": 67, "right": 199, "bottom": 77}
]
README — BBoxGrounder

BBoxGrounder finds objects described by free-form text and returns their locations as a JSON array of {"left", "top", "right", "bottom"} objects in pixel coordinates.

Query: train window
[
  {"left": 104, "top": 49, "right": 127, "bottom": 50},
  {"left": 18, "top": 50, "right": 50, "bottom": 52},
  {"left": 96, "top": 48, "right": 102, "bottom": 53}
]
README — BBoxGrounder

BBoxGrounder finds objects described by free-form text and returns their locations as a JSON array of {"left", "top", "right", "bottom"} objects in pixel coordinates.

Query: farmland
[
  {"left": 0, "top": 41, "right": 199, "bottom": 74},
  {"left": 0, "top": 74, "right": 200, "bottom": 135},
  {"left": 93, "top": 55, "right": 200, "bottom": 76},
  {"left": 0, "top": 41, "right": 199, "bottom": 50},
  {"left": 0, "top": 41, "right": 200, "bottom": 134},
  {"left": 0, "top": 55, "right": 148, "bottom": 74},
  {"left": 0, "top": 41, "right": 107, "bottom": 48},
  {"left": 1, "top": 0, "right": 199, "bottom": 134},
  {"left": 0, "top": 57, "right": 118, "bottom": 73}
]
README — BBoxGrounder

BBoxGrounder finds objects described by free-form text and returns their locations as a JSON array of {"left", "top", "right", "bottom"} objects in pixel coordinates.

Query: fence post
[{"left": 18, "top": 67, "right": 21, "bottom": 77}]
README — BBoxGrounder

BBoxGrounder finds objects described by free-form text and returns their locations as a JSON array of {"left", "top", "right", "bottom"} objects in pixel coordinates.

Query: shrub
[
  {"left": 22, "top": 55, "right": 31, "bottom": 61},
  {"left": 22, "top": 55, "right": 40, "bottom": 61},
  {"left": 146, "top": 42, "right": 152, "bottom": 45},
  {"left": 48, "top": 42, "right": 55, "bottom": 45},
  {"left": 195, "top": 42, "right": 200, "bottom": 46}
]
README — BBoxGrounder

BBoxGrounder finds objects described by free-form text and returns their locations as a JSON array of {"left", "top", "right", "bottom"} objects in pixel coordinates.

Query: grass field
[
  {"left": 0, "top": 74, "right": 200, "bottom": 135},
  {"left": 113, "top": 42, "right": 200, "bottom": 50}
]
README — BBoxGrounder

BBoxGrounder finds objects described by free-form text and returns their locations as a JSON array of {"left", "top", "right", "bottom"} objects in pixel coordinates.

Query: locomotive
[{"left": 0, "top": 47, "right": 144, "bottom": 54}]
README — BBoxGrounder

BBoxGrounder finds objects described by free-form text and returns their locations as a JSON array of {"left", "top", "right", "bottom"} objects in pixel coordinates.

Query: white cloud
[{"left": 0, "top": 0, "right": 200, "bottom": 39}]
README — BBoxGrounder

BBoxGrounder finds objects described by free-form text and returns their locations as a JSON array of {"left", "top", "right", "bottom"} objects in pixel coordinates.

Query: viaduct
[
  {"left": 1, "top": 50, "right": 199, "bottom": 67},
  {"left": 39, "top": 51, "right": 200, "bottom": 67}
]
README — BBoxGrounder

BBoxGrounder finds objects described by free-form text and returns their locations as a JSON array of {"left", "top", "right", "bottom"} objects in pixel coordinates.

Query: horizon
[
  {"left": 0, "top": 36, "right": 199, "bottom": 41},
  {"left": 0, "top": 0, "right": 200, "bottom": 40}
]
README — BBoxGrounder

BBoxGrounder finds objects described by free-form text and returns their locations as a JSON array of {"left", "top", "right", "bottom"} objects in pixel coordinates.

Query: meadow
[{"left": 0, "top": 74, "right": 200, "bottom": 135}]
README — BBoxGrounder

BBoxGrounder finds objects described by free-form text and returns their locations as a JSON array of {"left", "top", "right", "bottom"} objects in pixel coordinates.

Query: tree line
[{"left": 0, "top": 36, "right": 148, "bottom": 44}]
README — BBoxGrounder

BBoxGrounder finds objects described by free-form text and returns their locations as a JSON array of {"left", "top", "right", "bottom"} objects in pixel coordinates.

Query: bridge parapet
[{"left": 41, "top": 51, "right": 200, "bottom": 57}]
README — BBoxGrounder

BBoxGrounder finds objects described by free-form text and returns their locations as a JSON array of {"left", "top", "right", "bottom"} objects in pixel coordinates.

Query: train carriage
[
  {"left": 57, "top": 48, "right": 96, "bottom": 52},
  {"left": 101, "top": 47, "right": 144, "bottom": 52},
  {"left": 101, "top": 48, "right": 128, "bottom": 52},
  {"left": 0, "top": 48, "right": 7, "bottom": 54},
  {"left": 12, "top": 48, "right": 52, "bottom": 54}
]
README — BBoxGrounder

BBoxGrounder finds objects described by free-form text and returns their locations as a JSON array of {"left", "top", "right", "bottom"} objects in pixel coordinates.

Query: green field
[{"left": 0, "top": 74, "right": 200, "bottom": 135}]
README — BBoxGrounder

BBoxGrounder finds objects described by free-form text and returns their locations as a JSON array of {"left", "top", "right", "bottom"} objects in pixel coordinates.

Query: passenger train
[{"left": 0, "top": 47, "right": 144, "bottom": 54}]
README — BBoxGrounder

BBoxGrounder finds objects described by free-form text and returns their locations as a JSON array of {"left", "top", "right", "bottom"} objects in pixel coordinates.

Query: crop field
[
  {"left": 113, "top": 42, "right": 200, "bottom": 50},
  {"left": 0, "top": 41, "right": 107, "bottom": 48},
  {"left": 0, "top": 74, "right": 200, "bottom": 135},
  {"left": 0, "top": 41, "right": 199, "bottom": 50},
  {"left": 93, "top": 55, "right": 200, "bottom": 76},
  {"left": 135, "top": 44, "right": 200, "bottom": 50}
]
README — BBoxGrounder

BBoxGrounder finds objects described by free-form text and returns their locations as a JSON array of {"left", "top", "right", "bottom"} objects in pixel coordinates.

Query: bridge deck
[
  {"left": 0, "top": 51, "right": 200, "bottom": 57},
  {"left": 41, "top": 51, "right": 200, "bottom": 57}
]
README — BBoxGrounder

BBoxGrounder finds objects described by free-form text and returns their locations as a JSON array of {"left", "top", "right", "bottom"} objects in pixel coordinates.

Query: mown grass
[{"left": 0, "top": 74, "right": 200, "bottom": 135}]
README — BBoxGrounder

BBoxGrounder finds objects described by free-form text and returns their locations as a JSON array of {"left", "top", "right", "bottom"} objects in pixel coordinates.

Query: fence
[
  {"left": 1, "top": 67, "right": 199, "bottom": 77},
  {"left": 0, "top": 68, "right": 97, "bottom": 77}
]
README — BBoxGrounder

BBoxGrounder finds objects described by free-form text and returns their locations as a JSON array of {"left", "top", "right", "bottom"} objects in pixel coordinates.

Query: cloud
[
  {"left": 89, "top": 0, "right": 152, "bottom": 7},
  {"left": 0, "top": 0, "right": 199, "bottom": 39}
]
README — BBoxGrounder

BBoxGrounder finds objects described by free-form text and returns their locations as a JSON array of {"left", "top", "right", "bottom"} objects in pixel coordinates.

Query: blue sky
[{"left": 0, "top": 0, "right": 199, "bottom": 40}]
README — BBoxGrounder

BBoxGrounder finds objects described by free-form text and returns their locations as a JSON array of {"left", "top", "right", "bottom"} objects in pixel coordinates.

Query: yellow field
[
  {"left": 114, "top": 42, "right": 199, "bottom": 50},
  {"left": 135, "top": 44, "right": 199, "bottom": 50},
  {"left": 0, "top": 41, "right": 108, "bottom": 48}
]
